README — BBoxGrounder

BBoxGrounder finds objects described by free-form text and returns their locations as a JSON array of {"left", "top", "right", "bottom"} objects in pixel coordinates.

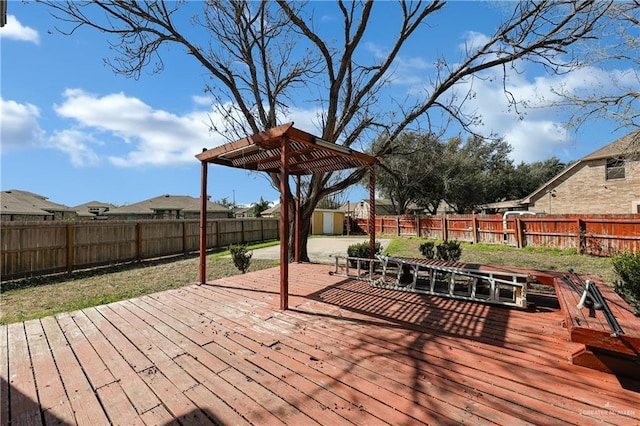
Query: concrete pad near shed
[{"left": 250, "top": 236, "right": 392, "bottom": 264}]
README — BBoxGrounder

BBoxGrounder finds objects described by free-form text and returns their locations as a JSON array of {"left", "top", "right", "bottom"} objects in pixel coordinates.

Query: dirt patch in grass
[{"left": 0, "top": 254, "right": 277, "bottom": 325}]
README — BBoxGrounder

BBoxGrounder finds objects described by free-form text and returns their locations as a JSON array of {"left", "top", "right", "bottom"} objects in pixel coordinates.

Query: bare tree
[
  {"left": 549, "top": 2, "right": 639, "bottom": 144},
  {"left": 40, "top": 0, "right": 613, "bottom": 260}
]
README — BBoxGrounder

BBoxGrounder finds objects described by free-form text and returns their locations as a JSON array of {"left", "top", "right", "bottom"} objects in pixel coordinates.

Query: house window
[{"left": 605, "top": 157, "right": 625, "bottom": 180}]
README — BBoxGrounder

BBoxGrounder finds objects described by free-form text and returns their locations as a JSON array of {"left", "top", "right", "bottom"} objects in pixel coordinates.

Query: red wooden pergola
[{"left": 196, "top": 122, "right": 378, "bottom": 310}]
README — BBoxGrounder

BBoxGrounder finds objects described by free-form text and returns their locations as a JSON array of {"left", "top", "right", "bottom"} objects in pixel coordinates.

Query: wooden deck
[{"left": 2, "top": 263, "right": 639, "bottom": 425}]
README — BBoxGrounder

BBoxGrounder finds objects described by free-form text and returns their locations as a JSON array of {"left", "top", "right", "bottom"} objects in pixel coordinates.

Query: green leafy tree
[
  {"left": 216, "top": 197, "right": 236, "bottom": 210},
  {"left": 42, "top": 0, "right": 614, "bottom": 260},
  {"left": 370, "top": 132, "right": 442, "bottom": 215},
  {"left": 441, "top": 135, "right": 514, "bottom": 213},
  {"left": 508, "top": 157, "right": 569, "bottom": 199},
  {"left": 252, "top": 197, "right": 271, "bottom": 218}
]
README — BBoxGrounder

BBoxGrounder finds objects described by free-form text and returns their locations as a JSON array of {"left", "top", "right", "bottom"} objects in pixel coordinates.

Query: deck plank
[
  {"left": 0, "top": 324, "right": 8, "bottom": 426},
  {"left": 7, "top": 322, "right": 43, "bottom": 425},
  {"left": 23, "top": 320, "right": 75, "bottom": 424},
  {"left": 39, "top": 316, "right": 110, "bottom": 425},
  {"left": 55, "top": 313, "right": 116, "bottom": 390},
  {"left": 95, "top": 382, "right": 146, "bottom": 426},
  {"left": 72, "top": 309, "right": 162, "bottom": 416}
]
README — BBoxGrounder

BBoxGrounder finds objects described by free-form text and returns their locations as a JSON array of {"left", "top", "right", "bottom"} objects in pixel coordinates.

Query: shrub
[
  {"left": 419, "top": 241, "right": 435, "bottom": 259},
  {"left": 229, "top": 244, "right": 252, "bottom": 274},
  {"left": 436, "top": 240, "right": 462, "bottom": 262},
  {"left": 611, "top": 251, "right": 640, "bottom": 305},
  {"left": 347, "top": 241, "right": 382, "bottom": 258},
  {"left": 347, "top": 241, "right": 382, "bottom": 269}
]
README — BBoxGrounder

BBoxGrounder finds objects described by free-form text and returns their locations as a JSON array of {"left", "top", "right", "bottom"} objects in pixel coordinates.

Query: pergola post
[
  {"left": 280, "top": 136, "right": 290, "bottom": 310},
  {"left": 369, "top": 164, "right": 376, "bottom": 259},
  {"left": 295, "top": 175, "right": 301, "bottom": 263},
  {"left": 199, "top": 159, "right": 208, "bottom": 285}
]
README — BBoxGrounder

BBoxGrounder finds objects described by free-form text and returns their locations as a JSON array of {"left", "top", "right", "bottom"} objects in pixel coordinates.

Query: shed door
[{"left": 323, "top": 212, "right": 334, "bottom": 234}]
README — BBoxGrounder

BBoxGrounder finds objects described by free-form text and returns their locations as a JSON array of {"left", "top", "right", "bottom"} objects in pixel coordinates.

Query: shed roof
[{"left": 196, "top": 122, "right": 377, "bottom": 175}]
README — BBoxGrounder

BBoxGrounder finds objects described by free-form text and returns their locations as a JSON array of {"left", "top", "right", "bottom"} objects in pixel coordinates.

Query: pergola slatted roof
[
  {"left": 196, "top": 122, "right": 378, "bottom": 310},
  {"left": 195, "top": 122, "right": 376, "bottom": 173}
]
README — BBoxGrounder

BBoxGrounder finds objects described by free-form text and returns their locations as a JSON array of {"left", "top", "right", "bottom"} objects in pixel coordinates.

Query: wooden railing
[
  {"left": 1, "top": 218, "right": 279, "bottom": 280},
  {"left": 356, "top": 214, "right": 640, "bottom": 257}
]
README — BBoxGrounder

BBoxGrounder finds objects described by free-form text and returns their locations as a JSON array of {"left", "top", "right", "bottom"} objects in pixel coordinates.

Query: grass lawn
[
  {"left": 1, "top": 245, "right": 279, "bottom": 325},
  {"left": 1, "top": 237, "right": 618, "bottom": 325},
  {"left": 384, "top": 237, "right": 616, "bottom": 282}
]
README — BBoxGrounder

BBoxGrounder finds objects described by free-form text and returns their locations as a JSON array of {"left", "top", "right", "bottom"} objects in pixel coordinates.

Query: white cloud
[
  {"left": 49, "top": 129, "right": 101, "bottom": 167},
  {"left": 54, "top": 89, "right": 230, "bottom": 167},
  {"left": 453, "top": 71, "right": 574, "bottom": 163},
  {"left": 192, "top": 95, "right": 211, "bottom": 106},
  {"left": 503, "top": 122, "right": 568, "bottom": 163},
  {"left": 0, "top": 15, "right": 40, "bottom": 44},
  {"left": 458, "top": 31, "right": 491, "bottom": 54},
  {"left": 0, "top": 98, "right": 45, "bottom": 153}
]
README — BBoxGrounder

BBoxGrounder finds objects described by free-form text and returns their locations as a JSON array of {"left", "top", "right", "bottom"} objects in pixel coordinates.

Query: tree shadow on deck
[
  {"left": 1, "top": 376, "right": 65, "bottom": 425},
  {"left": 286, "top": 277, "right": 544, "bottom": 423}
]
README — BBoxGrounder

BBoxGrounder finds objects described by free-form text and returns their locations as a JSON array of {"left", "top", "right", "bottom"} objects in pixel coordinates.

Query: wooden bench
[{"left": 553, "top": 273, "right": 640, "bottom": 379}]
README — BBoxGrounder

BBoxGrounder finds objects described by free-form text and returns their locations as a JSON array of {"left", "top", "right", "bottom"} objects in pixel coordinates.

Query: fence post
[
  {"left": 397, "top": 216, "right": 401, "bottom": 236},
  {"left": 472, "top": 215, "right": 478, "bottom": 244},
  {"left": 261, "top": 218, "right": 264, "bottom": 241},
  {"left": 136, "top": 223, "right": 142, "bottom": 261},
  {"left": 416, "top": 216, "right": 420, "bottom": 238},
  {"left": 241, "top": 219, "right": 245, "bottom": 244},
  {"left": 442, "top": 216, "right": 448, "bottom": 242},
  {"left": 66, "top": 223, "right": 74, "bottom": 273},
  {"left": 182, "top": 221, "right": 187, "bottom": 255},
  {"left": 578, "top": 218, "right": 586, "bottom": 254},
  {"left": 516, "top": 217, "right": 524, "bottom": 248},
  {"left": 215, "top": 220, "right": 221, "bottom": 248}
]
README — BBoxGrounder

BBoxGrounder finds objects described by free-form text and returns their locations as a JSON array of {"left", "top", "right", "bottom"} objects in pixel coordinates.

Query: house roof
[
  {"left": 0, "top": 189, "right": 74, "bottom": 216},
  {"left": 108, "top": 194, "right": 229, "bottom": 215},
  {"left": 581, "top": 130, "right": 640, "bottom": 161},
  {"left": 261, "top": 204, "right": 281, "bottom": 215},
  {"left": 522, "top": 130, "right": 640, "bottom": 203},
  {"left": 233, "top": 206, "right": 254, "bottom": 214},
  {"left": 73, "top": 201, "right": 118, "bottom": 217},
  {"left": 196, "top": 122, "right": 377, "bottom": 175}
]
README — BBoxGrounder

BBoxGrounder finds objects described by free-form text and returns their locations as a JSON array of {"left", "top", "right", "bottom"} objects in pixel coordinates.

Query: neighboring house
[
  {"left": 260, "top": 203, "right": 281, "bottom": 218},
  {"left": 0, "top": 190, "right": 77, "bottom": 221},
  {"left": 74, "top": 201, "right": 117, "bottom": 220},
  {"left": 107, "top": 194, "right": 230, "bottom": 220},
  {"left": 343, "top": 199, "right": 423, "bottom": 219},
  {"left": 233, "top": 206, "right": 255, "bottom": 218},
  {"left": 522, "top": 131, "right": 640, "bottom": 215}
]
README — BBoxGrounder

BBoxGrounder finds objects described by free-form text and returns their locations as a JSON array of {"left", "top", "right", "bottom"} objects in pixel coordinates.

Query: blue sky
[{"left": 1, "top": 1, "right": 636, "bottom": 208}]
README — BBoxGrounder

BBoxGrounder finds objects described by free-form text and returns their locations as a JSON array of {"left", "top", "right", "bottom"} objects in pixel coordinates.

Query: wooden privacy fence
[
  {"left": 1, "top": 218, "right": 279, "bottom": 280},
  {"left": 356, "top": 214, "right": 640, "bottom": 257}
]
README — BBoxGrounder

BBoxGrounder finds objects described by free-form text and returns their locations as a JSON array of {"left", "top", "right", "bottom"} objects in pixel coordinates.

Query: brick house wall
[{"left": 528, "top": 158, "right": 640, "bottom": 214}]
